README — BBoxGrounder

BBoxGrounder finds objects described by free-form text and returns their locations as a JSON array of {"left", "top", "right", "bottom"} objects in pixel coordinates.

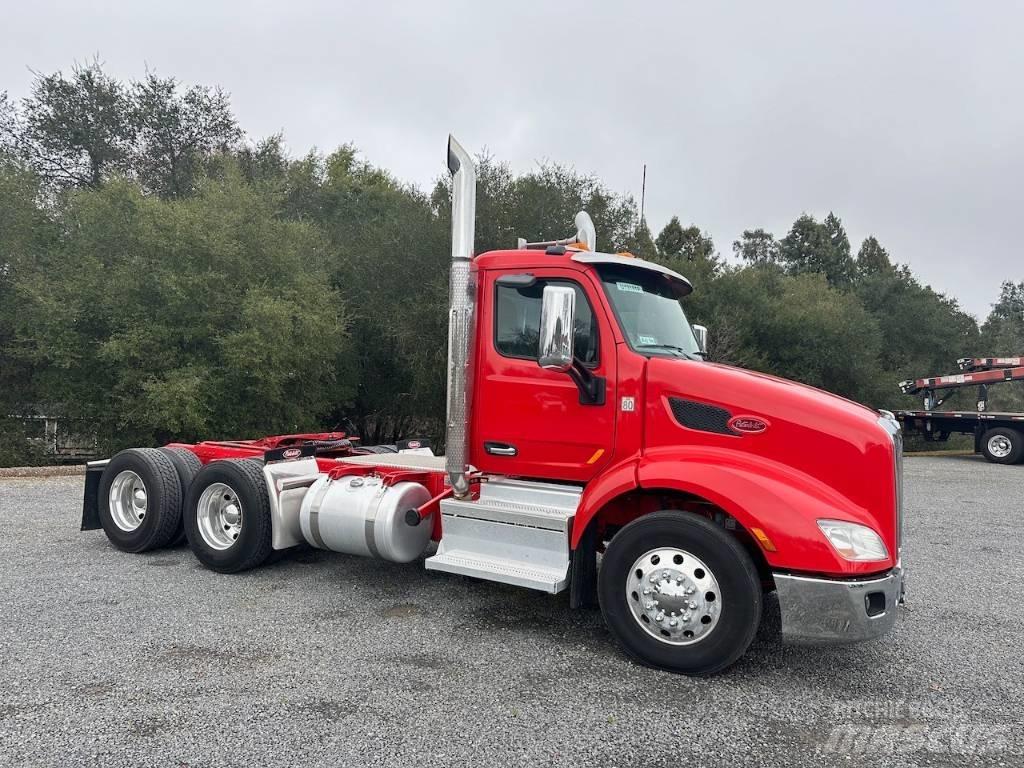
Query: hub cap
[
  {"left": 196, "top": 483, "right": 243, "bottom": 550},
  {"left": 626, "top": 547, "right": 722, "bottom": 645},
  {"left": 109, "top": 471, "right": 148, "bottom": 532},
  {"left": 988, "top": 434, "right": 1012, "bottom": 459}
]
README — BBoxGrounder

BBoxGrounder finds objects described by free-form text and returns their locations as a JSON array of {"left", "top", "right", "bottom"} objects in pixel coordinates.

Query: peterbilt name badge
[{"left": 729, "top": 416, "right": 768, "bottom": 434}]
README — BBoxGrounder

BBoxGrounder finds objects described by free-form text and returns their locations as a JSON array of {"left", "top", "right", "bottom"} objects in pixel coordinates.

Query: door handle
[{"left": 484, "top": 442, "right": 518, "bottom": 457}]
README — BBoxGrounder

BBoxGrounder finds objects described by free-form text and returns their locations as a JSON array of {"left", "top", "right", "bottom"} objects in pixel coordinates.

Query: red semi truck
[{"left": 81, "top": 137, "right": 905, "bottom": 675}]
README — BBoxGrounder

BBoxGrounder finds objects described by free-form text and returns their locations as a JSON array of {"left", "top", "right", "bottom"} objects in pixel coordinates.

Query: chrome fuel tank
[{"left": 298, "top": 475, "right": 432, "bottom": 563}]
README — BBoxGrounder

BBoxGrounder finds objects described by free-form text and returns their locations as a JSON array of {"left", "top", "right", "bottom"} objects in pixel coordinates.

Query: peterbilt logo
[
  {"left": 282, "top": 447, "right": 303, "bottom": 459},
  {"left": 407, "top": 440, "right": 421, "bottom": 449},
  {"left": 729, "top": 416, "right": 768, "bottom": 434}
]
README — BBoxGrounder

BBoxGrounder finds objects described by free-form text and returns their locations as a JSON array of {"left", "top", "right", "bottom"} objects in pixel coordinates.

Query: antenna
[{"left": 639, "top": 163, "right": 647, "bottom": 229}]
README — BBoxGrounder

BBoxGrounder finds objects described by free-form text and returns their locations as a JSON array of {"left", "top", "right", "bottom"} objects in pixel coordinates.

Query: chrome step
[
  {"left": 479, "top": 477, "right": 583, "bottom": 511},
  {"left": 424, "top": 478, "right": 583, "bottom": 593},
  {"left": 425, "top": 550, "right": 567, "bottom": 593},
  {"left": 440, "top": 496, "right": 573, "bottom": 532}
]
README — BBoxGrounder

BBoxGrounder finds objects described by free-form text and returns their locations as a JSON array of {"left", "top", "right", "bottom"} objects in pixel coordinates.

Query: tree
[
  {"left": 622, "top": 218, "right": 657, "bottom": 257},
  {"left": 132, "top": 72, "right": 242, "bottom": 198},
  {"left": 0, "top": 160, "right": 57, "bottom": 465},
  {"left": 979, "top": 282, "right": 1024, "bottom": 411},
  {"left": 700, "top": 268, "right": 882, "bottom": 401},
  {"left": 981, "top": 281, "right": 1024, "bottom": 355},
  {"left": 14, "top": 60, "right": 135, "bottom": 188},
  {"left": 0, "top": 91, "right": 15, "bottom": 158},
  {"left": 823, "top": 212, "right": 851, "bottom": 263},
  {"left": 732, "top": 228, "right": 780, "bottom": 265},
  {"left": 9, "top": 172, "right": 354, "bottom": 451},
  {"left": 855, "top": 265, "right": 978, "bottom": 405},
  {"left": 656, "top": 216, "right": 715, "bottom": 261},
  {"left": 779, "top": 213, "right": 855, "bottom": 288},
  {"left": 433, "top": 156, "right": 641, "bottom": 257},
  {"left": 856, "top": 236, "right": 892, "bottom": 277},
  {"left": 311, "top": 147, "right": 450, "bottom": 443}
]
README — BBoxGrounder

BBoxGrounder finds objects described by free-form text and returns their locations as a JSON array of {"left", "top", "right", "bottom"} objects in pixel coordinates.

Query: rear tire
[
  {"left": 98, "top": 448, "right": 182, "bottom": 553},
  {"left": 185, "top": 459, "right": 273, "bottom": 573},
  {"left": 980, "top": 427, "right": 1024, "bottom": 464},
  {"left": 159, "top": 447, "right": 202, "bottom": 546},
  {"left": 598, "top": 510, "right": 761, "bottom": 676}
]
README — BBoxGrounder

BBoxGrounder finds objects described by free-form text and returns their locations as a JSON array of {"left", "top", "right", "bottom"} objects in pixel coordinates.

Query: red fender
[
  {"left": 575, "top": 446, "right": 894, "bottom": 578},
  {"left": 572, "top": 458, "right": 639, "bottom": 548}
]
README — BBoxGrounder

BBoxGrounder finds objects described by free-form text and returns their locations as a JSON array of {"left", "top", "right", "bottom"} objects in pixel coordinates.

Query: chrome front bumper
[{"left": 774, "top": 565, "right": 904, "bottom": 644}]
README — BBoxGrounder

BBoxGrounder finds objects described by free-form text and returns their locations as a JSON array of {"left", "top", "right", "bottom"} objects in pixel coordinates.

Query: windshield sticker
[
  {"left": 637, "top": 335, "right": 658, "bottom": 345},
  {"left": 616, "top": 281, "right": 644, "bottom": 293}
]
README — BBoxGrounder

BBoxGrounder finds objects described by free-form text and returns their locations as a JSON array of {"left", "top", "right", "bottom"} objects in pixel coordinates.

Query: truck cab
[{"left": 82, "top": 136, "right": 905, "bottom": 676}]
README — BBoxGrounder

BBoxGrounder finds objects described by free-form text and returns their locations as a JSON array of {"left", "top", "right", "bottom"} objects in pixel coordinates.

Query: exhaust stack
[{"left": 445, "top": 136, "right": 477, "bottom": 498}]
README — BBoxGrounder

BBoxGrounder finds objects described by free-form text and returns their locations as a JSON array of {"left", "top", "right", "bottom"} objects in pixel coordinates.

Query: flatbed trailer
[{"left": 897, "top": 355, "right": 1024, "bottom": 464}]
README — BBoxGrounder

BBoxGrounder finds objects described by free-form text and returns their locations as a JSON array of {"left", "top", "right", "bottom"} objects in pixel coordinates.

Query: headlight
[{"left": 817, "top": 519, "right": 889, "bottom": 562}]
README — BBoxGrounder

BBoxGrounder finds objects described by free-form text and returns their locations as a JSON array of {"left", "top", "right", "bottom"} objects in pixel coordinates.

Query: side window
[{"left": 494, "top": 279, "right": 598, "bottom": 364}]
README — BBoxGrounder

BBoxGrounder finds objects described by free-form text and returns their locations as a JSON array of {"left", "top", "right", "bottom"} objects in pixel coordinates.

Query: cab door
[{"left": 469, "top": 266, "right": 617, "bottom": 483}]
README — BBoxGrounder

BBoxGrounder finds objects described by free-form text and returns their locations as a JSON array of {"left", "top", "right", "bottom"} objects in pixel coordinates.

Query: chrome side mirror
[
  {"left": 538, "top": 285, "right": 575, "bottom": 372},
  {"left": 692, "top": 324, "right": 708, "bottom": 354}
]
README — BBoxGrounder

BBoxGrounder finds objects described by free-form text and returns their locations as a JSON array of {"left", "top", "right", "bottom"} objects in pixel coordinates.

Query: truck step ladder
[{"left": 424, "top": 478, "right": 582, "bottom": 593}]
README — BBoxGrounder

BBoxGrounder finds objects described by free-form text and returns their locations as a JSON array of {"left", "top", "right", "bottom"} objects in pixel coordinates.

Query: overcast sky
[{"left": 3, "top": 1, "right": 1021, "bottom": 320}]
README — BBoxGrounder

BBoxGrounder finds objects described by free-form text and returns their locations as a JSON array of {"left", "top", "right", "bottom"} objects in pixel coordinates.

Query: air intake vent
[{"left": 668, "top": 398, "right": 733, "bottom": 435}]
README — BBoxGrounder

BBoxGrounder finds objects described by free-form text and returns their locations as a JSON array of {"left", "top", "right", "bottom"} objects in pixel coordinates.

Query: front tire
[
  {"left": 980, "top": 427, "right": 1024, "bottom": 464},
  {"left": 185, "top": 459, "right": 273, "bottom": 573},
  {"left": 598, "top": 511, "right": 761, "bottom": 676},
  {"left": 98, "top": 448, "right": 183, "bottom": 553}
]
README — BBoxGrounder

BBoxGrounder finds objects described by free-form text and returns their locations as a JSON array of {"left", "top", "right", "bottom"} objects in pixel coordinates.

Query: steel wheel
[
  {"left": 196, "top": 482, "right": 243, "bottom": 551},
  {"left": 108, "top": 470, "right": 148, "bottom": 532},
  {"left": 987, "top": 434, "right": 1012, "bottom": 459},
  {"left": 599, "top": 510, "right": 761, "bottom": 675},
  {"left": 626, "top": 547, "right": 722, "bottom": 645}
]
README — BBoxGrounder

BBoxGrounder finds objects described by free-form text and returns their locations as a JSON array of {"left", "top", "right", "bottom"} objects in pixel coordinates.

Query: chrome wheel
[
  {"left": 196, "top": 483, "right": 243, "bottom": 551},
  {"left": 987, "top": 434, "right": 1013, "bottom": 459},
  {"left": 626, "top": 547, "right": 722, "bottom": 645},
  {"left": 108, "top": 471, "right": 148, "bottom": 532}
]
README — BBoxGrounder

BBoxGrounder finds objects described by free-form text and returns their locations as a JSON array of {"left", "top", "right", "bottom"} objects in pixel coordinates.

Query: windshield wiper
[{"left": 635, "top": 344, "right": 701, "bottom": 360}]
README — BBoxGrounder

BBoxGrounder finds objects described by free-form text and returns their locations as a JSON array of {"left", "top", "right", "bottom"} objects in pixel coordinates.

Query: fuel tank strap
[
  {"left": 363, "top": 487, "right": 382, "bottom": 559},
  {"left": 305, "top": 479, "right": 330, "bottom": 550}
]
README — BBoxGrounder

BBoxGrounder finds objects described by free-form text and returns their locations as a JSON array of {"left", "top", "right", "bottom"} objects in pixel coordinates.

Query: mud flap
[
  {"left": 569, "top": 520, "right": 598, "bottom": 609},
  {"left": 81, "top": 460, "right": 108, "bottom": 531}
]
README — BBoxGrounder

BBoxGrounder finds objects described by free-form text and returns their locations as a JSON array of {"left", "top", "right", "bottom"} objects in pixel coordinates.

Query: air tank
[{"left": 298, "top": 475, "right": 432, "bottom": 563}]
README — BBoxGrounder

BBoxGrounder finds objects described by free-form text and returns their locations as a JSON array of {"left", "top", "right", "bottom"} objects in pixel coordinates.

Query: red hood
[
  {"left": 642, "top": 357, "right": 898, "bottom": 564},
  {"left": 697, "top": 361, "right": 882, "bottom": 429}
]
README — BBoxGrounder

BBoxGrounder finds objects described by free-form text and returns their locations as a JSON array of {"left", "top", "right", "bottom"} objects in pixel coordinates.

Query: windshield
[{"left": 596, "top": 265, "right": 702, "bottom": 358}]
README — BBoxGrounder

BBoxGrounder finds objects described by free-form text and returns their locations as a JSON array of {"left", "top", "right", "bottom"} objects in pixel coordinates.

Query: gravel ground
[{"left": 1, "top": 455, "right": 1022, "bottom": 767}]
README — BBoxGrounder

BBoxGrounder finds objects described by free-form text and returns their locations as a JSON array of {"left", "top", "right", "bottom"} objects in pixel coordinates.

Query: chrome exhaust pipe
[{"left": 445, "top": 136, "right": 477, "bottom": 498}]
